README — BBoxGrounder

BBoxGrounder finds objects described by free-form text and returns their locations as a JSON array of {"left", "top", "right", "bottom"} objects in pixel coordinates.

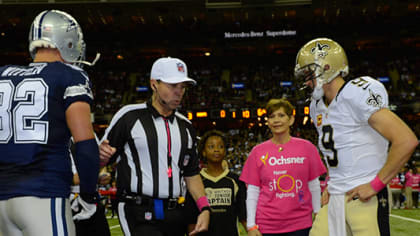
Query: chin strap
[
  {"left": 311, "top": 44, "right": 326, "bottom": 100},
  {"left": 312, "top": 82, "right": 325, "bottom": 100},
  {"left": 73, "top": 53, "right": 101, "bottom": 67}
]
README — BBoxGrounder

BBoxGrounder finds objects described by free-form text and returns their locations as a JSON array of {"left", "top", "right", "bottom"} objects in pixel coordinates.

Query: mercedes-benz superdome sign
[{"left": 224, "top": 30, "right": 296, "bottom": 38}]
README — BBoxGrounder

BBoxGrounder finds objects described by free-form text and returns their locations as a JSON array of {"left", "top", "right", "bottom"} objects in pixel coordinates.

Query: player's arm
[
  {"left": 66, "top": 101, "right": 99, "bottom": 197},
  {"left": 321, "top": 187, "right": 330, "bottom": 206},
  {"left": 185, "top": 175, "right": 210, "bottom": 235},
  {"left": 347, "top": 108, "right": 418, "bottom": 202},
  {"left": 67, "top": 101, "right": 95, "bottom": 142},
  {"left": 369, "top": 108, "right": 418, "bottom": 186},
  {"left": 73, "top": 173, "right": 80, "bottom": 185}
]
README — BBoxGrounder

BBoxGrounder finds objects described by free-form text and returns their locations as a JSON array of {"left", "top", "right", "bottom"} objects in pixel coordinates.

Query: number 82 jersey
[
  {"left": 0, "top": 62, "right": 93, "bottom": 199},
  {"left": 309, "top": 76, "right": 389, "bottom": 194}
]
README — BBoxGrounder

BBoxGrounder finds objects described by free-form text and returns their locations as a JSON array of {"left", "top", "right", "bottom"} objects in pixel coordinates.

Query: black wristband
[{"left": 201, "top": 206, "right": 212, "bottom": 213}]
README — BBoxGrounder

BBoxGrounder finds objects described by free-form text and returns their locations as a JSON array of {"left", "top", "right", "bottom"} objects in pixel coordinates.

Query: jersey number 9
[{"left": 321, "top": 125, "right": 338, "bottom": 167}]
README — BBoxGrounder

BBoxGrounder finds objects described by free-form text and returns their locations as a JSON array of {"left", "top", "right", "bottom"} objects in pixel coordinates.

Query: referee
[{"left": 99, "top": 57, "right": 210, "bottom": 236}]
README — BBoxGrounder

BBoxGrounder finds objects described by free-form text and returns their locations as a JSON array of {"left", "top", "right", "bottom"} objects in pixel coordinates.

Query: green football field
[{"left": 107, "top": 208, "right": 420, "bottom": 235}]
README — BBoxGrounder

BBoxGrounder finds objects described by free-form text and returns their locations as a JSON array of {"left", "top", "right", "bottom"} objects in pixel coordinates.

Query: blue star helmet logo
[{"left": 65, "top": 18, "right": 77, "bottom": 32}]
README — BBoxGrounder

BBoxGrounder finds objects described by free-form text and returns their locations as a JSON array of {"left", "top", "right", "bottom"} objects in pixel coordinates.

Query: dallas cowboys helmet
[
  {"left": 294, "top": 38, "right": 349, "bottom": 100},
  {"left": 29, "top": 10, "right": 86, "bottom": 65}
]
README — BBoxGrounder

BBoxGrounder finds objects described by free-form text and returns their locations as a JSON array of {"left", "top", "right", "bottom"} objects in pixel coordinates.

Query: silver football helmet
[
  {"left": 29, "top": 10, "right": 99, "bottom": 67},
  {"left": 294, "top": 38, "right": 349, "bottom": 100}
]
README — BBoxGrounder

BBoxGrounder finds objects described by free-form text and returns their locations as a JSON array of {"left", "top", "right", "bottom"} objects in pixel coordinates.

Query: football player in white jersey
[{"left": 294, "top": 38, "right": 418, "bottom": 236}]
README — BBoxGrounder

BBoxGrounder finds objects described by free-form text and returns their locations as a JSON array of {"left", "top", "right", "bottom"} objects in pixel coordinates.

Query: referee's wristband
[
  {"left": 247, "top": 225, "right": 259, "bottom": 232},
  {"left": 196, "top": 196, "right": 210, "bottom": 212},
  {"left": 370, "top": 175, "right": 386, "bottom": 192}
]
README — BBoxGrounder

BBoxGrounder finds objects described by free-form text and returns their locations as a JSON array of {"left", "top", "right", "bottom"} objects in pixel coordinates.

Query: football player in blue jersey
[{"left": 0, "top": 10, "right": 100, "bottom": 236}]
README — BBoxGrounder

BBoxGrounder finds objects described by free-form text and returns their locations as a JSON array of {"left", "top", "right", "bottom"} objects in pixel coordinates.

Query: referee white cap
[{"left": 150, "top": 57, "right": 196, "bottom": 85}]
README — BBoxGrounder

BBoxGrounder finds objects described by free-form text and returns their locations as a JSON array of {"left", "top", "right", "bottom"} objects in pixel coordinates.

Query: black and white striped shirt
[{"left": 101, "top": 100, "right": 199, "bottom": 199}]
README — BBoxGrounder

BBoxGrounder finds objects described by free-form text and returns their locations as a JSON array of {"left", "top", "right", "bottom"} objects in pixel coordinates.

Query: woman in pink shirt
[
  {"left": 405, "top": 167, "right": 415, "bottom": 209},
  {"left": 240, "top": 98, "right": 327, "bottom": 236},
  {"left": 389, "top": 174, "right": 403, "bottom": 209},
  {"left": 405, "top": 167, "right": 420, "bottom": 209}
]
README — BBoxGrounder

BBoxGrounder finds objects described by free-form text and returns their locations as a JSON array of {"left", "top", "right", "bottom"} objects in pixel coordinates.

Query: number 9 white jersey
[
  {"left": 309, "top": 76, "right": 389, "bottom": 194},
  {"left": 0, "top": 62, "right": 93, "bottom": 199}
]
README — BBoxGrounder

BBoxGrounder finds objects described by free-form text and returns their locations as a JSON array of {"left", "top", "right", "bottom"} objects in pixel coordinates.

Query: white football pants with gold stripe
[{"left": 310, "top": 189, "right": 390, "bottom": 236}]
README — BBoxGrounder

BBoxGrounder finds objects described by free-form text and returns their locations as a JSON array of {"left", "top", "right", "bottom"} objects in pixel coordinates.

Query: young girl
[
  {"left": 185, "top": 130, "right": 247, "bottom": 236},
  {"left": 240, "top": 98, "right": 327, "bottom": 236}
]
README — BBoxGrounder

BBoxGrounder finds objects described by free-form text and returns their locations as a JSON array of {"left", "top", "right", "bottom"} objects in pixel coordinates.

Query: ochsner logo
[
  {"left": 260, "top": 152, "right": 268, "bottom": 165},
  {"left": 267, "top": 156, "right": 305, "bottom": 166}
]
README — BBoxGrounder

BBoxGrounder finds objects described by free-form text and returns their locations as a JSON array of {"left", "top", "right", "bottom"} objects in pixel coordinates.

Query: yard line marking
[{"left": 390, "top": 214, "right": 420, "bottom": 224}]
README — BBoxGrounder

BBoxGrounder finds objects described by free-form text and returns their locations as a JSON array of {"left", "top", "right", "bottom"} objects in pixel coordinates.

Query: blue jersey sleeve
[{"left": 60, "top": 64, "right": 94, "bottom": 110}]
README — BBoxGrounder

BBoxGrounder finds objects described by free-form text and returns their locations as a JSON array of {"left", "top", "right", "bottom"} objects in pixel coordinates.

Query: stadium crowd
[{"left": 0, "top": 2, "right": 419, "bottom": 235}]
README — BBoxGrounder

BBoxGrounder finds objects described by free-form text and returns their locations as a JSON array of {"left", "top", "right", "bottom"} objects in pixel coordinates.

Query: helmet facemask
[{"left": 295, "top": 62, "right": 326, "bottom": 100}]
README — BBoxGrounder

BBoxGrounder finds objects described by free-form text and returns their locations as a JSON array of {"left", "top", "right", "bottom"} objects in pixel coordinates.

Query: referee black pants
[{"left": 118, "top": 201, "right": 187, "bottom": 236}]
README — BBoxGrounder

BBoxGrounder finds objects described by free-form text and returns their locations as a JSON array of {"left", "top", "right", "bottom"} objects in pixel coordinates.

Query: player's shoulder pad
[
  {"left": 0, "top": 65, "right": 9, "bottom": 75},
  {"left": 351, "top": 76, "right": 384, "bottom": 87},
  {"left": 342, "top": 76, "right": 386, "bottom": 99},
  {"left": 61, "top": 62, "right": 89, "bottom": 79},
  {"left": 344, "top": 76, "right": 388, "bottom": 111},
  {"left": 60, "top": 63, "right": 93, "bottom": 100},
  {"left": 44, "top": 62, "right": 90, "bottom": 89},
  {"left": 62, "top": 62, "right": 85, "bottom": 72},
  {"left": 175, "top": 111, "right": 192, "bottom": 124}
]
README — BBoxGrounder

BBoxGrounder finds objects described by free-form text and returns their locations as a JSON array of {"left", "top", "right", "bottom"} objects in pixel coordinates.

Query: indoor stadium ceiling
[
  {"left": 0, "top": 0, "right": 418, "bottom": 63},
  {"left": 0, "top": 0, "right": 311, "bottom": 6}
]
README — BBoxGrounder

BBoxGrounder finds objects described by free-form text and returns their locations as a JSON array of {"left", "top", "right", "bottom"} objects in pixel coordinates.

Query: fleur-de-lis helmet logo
[{"left": 311, "top": 42, "right": 330, "bottom": 58}]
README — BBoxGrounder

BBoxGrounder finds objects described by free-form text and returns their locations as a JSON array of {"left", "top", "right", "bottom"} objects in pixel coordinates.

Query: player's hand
[
  {"left": 99, "top": 139, "right": 116, "bottom": 166},
  {"left": 248, "top": 229, "right": 262, "bottom": 236},
  {"left": 312, "top": 212, "right": 318, "bottom": 221},
  {"left": 72, "top": 195, "right": 97, "bottom": 221},
  {"left": 346, "top": 182, "right": 377, "bottom": 202},
  {"left": 189, "top": 210, "right": 210, "bottom": 235},
  {"left": 321, "top": 188, "right": 330, "bottom": 206}
]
